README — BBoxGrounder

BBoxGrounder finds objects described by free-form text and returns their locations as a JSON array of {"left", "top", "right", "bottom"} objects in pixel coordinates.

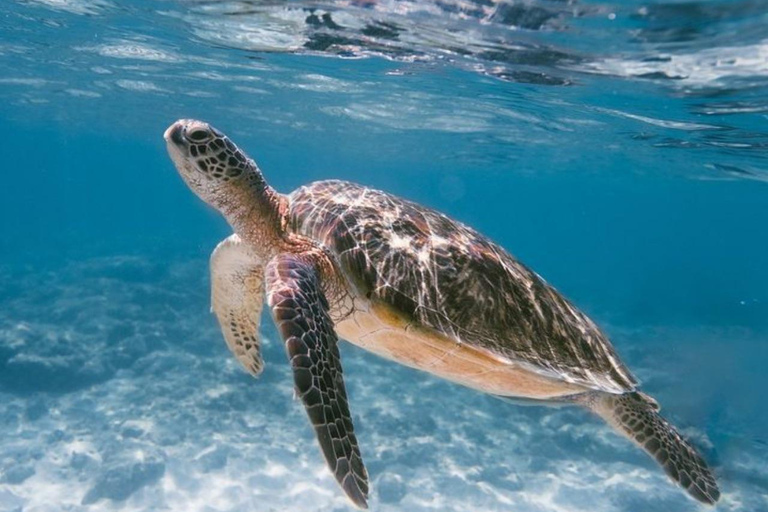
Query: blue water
[{"left": 1, "top": 0, "right": 767, "bottom": 510}]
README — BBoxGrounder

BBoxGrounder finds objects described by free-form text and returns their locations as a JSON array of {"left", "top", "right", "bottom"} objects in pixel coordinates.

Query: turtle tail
[{"left": 580, "top": 391, "right": 720, "bottom": 505}]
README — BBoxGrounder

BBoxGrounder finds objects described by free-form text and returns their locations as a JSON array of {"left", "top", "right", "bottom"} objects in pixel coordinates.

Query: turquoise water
[{"left": 1, "top": 0, "right": 767, "bottom": 510}]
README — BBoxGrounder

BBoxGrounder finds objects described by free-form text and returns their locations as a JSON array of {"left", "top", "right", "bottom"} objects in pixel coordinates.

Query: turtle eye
[{"left": 185, "top": 127, "right": 212, "bottom": 143}]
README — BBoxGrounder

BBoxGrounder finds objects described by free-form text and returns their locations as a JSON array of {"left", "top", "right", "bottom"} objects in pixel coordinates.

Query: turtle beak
[
  {"left": 164, "top": 121, "right": 186, "bottom": 146},
  {"left": 164, "top": 120, "right": 192, "bottom": 173}
]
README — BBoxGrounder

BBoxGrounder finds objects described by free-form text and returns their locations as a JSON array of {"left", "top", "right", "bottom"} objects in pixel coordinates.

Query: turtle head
[{"left": 164, "top": 119, "right": 265, "bottom": 210}]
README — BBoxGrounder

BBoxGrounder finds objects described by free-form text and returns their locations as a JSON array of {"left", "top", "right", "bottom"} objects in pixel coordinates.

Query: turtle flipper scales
[
  {"left": 210, "top": 234, "right": 265, "bottom": 377},
  {"left": 266, "top": 251, "right": 369, "bottom": 509},
  {"left": 585, "top": 391, "right": 720, "bottom": 504}
]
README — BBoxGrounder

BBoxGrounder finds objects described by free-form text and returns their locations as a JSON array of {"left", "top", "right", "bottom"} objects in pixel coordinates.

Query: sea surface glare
[{"left": 1, "top": 1, "right": 767, "bottom": 511}]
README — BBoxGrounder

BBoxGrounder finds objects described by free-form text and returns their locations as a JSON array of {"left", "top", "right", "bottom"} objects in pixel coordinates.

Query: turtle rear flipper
[{"left": 584, "top": 391, "right": 720, "bottom": 505}]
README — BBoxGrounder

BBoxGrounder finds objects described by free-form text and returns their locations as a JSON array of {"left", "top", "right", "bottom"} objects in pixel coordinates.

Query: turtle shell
[{"left": 288, "top": 180, "right": 636, "bottom": 394}]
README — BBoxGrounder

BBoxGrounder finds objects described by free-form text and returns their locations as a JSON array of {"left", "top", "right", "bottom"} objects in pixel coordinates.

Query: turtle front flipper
[
  {"left": 210, "top": 234, "right": 265, "bottom": 377},
  {"left": 266, "top": 251, "right": 369, "bottom": 509}
]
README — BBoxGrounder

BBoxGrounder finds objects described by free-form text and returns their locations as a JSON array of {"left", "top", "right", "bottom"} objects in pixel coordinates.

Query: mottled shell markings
[{"left": 288, "top": 180, "right": 637, "bottom": 394}]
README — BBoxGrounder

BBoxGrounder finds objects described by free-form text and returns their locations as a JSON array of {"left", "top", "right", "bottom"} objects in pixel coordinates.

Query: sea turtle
[{"left": 164, "top": 119, "right": 720, "bottom": 507}]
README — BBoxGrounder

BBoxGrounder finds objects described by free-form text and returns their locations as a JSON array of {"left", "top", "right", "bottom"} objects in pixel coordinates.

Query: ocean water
[{"left": 1, "top": 0, "right": 767, "bottom": 511}]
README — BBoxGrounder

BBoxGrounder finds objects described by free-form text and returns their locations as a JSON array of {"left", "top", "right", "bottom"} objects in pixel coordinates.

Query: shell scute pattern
[{"left": 288, "top": 180, "right": 637, "bottom": 393}]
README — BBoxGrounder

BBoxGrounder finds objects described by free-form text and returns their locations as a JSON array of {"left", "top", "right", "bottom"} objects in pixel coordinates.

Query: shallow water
[{"left": 1, "top": 0, "right": 767, "bottom": 511}]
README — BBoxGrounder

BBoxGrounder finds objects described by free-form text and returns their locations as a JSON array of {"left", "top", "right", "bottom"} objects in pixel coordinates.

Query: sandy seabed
[{"left": 0, "top": 256, "right": 764, "bottom": 512}]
